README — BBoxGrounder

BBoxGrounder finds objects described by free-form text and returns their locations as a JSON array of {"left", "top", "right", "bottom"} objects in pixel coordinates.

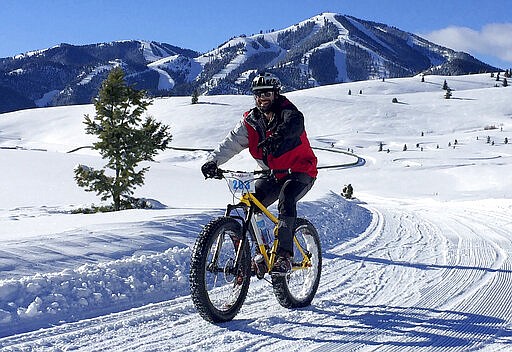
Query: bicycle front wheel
[
  {"left": 189, "top": 217, "right": 251, "bottom": 323},
  {"left": 272, "top": 218, "right": 322, "bottom": 308}
]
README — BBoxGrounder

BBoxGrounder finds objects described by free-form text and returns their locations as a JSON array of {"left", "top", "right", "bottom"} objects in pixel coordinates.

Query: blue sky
[{"left": 1, "top": 0, "right": 511, "bottom": 68}]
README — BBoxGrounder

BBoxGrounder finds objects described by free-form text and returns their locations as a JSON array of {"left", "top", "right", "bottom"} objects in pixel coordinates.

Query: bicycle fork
[{"left": 224, "top": 202, "right": 278, "bottom": 277}]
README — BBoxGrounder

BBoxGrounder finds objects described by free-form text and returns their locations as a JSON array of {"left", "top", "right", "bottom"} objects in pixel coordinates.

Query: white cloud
[{"left": 421, "top": 23, "right": 512, "bottom": 65}]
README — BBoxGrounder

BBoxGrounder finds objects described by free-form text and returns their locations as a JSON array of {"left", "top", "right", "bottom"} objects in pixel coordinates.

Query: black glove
[
  {"left": 201, "top": 160, "right": 222, "bottom": 179},
  {"left": 257, "top": 134, "right": 283, "bottom": 154}
]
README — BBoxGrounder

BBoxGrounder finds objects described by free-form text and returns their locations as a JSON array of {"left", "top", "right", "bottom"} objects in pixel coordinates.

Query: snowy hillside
[
  {"left": 1, "top": 13, "right": 498, "bottom": 114},
  {"left": 192, "top": 12, "right": 497, "bottom": 95},
  {"left": 0, "top": 73, "right": 511, "bottom": 350}
]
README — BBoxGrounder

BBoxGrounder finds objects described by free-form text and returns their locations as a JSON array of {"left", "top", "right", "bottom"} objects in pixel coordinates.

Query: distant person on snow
[
  {"left": 342, "top": 184, "right": 353, "bottom": 199},
  {"left": 201, "top": 72, "right": 318, "bottom": 274}
]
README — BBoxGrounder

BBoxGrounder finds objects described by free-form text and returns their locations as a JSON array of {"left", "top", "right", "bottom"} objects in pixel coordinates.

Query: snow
[
  {"left": 77, "top": 62, "right": 120, "bottom": 86},
  {"left": 149, "top": 55, "right": 203, "bottom": 86},
  {"left": 151, "top": 67, "right": 175, "bottom": 90},
  {"left": 140, "top": 41, "right": 166, "bottom": 63},
  {"left": 34, "top": 90, "right": 60, "bottom": 108},
  {"left": 7, "top": 69, "right": 24, "bottom": 76},
  {"left": 345, "top": 16, "right": 395, "bottom": 53},
  {"left": 0, "top": 73, "right": 511, "bottom": 350}
]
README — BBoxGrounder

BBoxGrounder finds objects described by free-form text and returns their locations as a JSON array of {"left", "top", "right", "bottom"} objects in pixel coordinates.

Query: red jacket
[
  {"left": 244, "top": 96, "right": 317, "bottom": 179},
  {"left": 209, "top": 95, "right": 317, "bottom": 179}
]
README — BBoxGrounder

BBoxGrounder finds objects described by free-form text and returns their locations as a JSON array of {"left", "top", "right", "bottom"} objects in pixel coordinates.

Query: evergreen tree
[{"left": 74, "top": 67, "right": 172, "bottom": 211}]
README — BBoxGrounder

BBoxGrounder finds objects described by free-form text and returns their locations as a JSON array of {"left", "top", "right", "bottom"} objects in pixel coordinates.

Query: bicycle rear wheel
[
  {"left": 272, "top": 218, "right": 322, "bottom": 308},
  {"left": 189, "top": 217, "right": 251, "bottom": 323}
]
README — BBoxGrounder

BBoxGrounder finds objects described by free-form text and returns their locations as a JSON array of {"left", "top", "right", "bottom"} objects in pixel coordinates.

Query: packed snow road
[{"left": 2, "top": 198, "right": 511, "bottom": 351}]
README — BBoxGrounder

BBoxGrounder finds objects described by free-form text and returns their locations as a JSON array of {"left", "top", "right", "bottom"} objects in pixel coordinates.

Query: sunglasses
[{"left": 254, "top": 91, "right": 274, "bottom": 98}]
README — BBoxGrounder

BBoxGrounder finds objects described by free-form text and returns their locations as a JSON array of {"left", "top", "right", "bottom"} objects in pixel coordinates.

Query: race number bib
[{"left": 228, "top": 172, "right": 255, "bottom": 193}]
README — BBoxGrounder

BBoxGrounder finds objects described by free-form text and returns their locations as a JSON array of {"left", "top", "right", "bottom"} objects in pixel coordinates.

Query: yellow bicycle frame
[{"left": 238, "top": 192, "right": 312, "bottom": 272}]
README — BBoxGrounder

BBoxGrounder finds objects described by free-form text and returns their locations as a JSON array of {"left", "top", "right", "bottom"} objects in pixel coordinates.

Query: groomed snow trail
[{"left": 1, "top": 199, "right": 511, "bottom": 351}]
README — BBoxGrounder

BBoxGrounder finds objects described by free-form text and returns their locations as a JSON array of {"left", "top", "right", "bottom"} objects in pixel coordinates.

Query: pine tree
[{"left": 74, "top": 67, "right": 172, "bottom": 211}]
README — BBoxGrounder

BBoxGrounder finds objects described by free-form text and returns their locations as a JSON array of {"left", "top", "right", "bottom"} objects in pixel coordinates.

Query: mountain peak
[{"left": 0, "top": 13, "right": 499, "bottom": 113}]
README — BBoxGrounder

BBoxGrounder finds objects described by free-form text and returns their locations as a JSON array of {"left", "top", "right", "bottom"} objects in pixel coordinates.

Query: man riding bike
[{"left": 201, "top": 72, "right": 317, "bottom": 274}]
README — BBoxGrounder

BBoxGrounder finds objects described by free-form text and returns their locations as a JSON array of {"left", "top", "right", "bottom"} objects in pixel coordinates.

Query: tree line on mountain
[{"left": 1, "top": 15, "right": 501, "bottom": 114}]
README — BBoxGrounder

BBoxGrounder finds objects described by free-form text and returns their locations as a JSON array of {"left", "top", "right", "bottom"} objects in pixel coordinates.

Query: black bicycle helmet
[{"left": 251, "top": 72, "right": 281, "bottom": 93}]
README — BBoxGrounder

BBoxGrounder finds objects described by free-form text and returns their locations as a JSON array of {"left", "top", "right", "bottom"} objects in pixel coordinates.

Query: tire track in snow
[
  {"left": 426, "top": 205, "right": 512, "bottom": 351},
  {"left": 307, "top": 205, "right": 453, "bottom": 350},
  {"left": 371, "top": 202, "right": 512, "bottom": 351},
  {"left": 2, "top": 201, "right": 512, "bottom": 351},
  {"left": 308, "top": 200, "right": 512, "bottom": 351}
]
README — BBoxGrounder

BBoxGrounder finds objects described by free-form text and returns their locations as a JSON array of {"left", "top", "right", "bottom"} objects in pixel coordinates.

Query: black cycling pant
[{"left": 253, "top": 173, "right": 315, "bottom": 256}]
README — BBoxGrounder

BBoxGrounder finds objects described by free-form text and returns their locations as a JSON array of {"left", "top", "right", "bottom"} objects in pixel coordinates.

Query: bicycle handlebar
[{"left": 216, "top": 168, "right": 292, "bottom": 178}]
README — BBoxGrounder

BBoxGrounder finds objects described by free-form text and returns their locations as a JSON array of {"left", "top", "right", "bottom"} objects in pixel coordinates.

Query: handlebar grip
[{"left": 270, "top": 168, "right": 292, "bottom": 175}]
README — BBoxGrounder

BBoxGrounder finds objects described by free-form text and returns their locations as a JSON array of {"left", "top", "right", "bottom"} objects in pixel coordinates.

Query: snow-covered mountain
[
  {"left": 194, "top": 13, "right": 498, "bottom": 94},
  {"left": 0, "top": 40, "right": 199, "bottom": 113},
  {"left": 0, "top": 12, "right": 499, "bottom": 114}
]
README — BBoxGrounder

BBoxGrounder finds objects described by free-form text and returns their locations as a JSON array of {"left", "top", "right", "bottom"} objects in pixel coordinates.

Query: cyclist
[{"left": 201, "top": 72, "right": 318, "bottom": 274}]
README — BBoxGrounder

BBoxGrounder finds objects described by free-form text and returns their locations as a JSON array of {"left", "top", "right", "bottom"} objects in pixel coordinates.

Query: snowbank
[{"left": 0, "top": 194, "right": 371, "bottom": 337}]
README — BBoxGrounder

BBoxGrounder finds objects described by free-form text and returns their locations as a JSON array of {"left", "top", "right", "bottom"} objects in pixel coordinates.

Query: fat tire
[
  {"left": 189, "top": 217, "right": 251, "bottom": 323},
  {"left": 272, "top": 218, "right": 322, "bottom": 308}
]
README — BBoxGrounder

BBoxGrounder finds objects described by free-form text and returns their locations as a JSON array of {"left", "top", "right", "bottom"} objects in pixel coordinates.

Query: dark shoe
[{"left": 271, "top": 254, "right": 292, "bottom": 275}]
